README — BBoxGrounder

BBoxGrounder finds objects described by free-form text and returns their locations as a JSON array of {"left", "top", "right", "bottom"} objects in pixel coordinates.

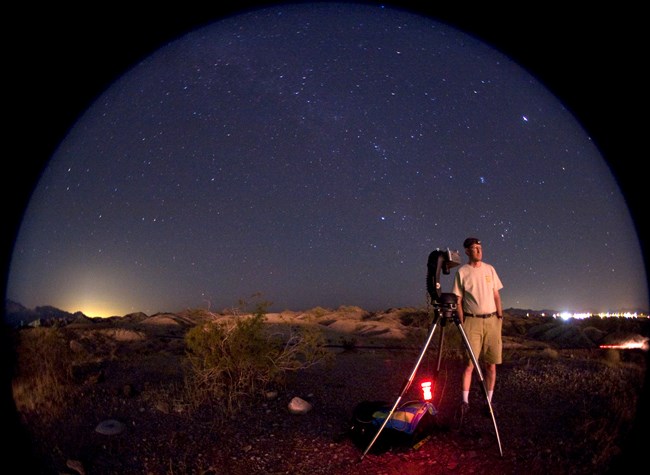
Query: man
[{"left": 452, "top": 237, "right": 504, "bottom": 418}]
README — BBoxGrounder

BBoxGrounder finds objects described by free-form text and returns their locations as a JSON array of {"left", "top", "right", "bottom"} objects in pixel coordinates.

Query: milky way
[{"left": 6, "top": 3, "right": 648, "bottom": 316}]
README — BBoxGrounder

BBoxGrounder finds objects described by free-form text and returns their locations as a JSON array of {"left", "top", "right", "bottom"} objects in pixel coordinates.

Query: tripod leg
[
  {"left": 436, "top": 324, "right": 445, "bottom": 372},
  {"left": 360, "top": 313, "right": 442, "bottom": 460},
  {"left": 455, "top": 321, "right": 504, "bottom": 457}
]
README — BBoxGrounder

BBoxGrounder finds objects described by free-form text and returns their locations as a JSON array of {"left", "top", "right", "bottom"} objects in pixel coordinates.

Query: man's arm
[
  {"left": 456, "top": 294, "right": 465, "bottom": 324},
  {"left": 452, "top": 271, "right": 465, "bottom": 323},
  {"left": 494, "top": 289, "right": 503, "bottom": 318}
]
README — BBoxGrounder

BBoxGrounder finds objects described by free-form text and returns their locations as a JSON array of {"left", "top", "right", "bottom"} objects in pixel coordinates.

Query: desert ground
[{"left": 5, "top": 306, "right": 649, "bottom": 474}]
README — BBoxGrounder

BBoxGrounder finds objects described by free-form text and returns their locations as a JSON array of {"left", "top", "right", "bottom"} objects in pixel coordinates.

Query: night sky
[{"left": 5, "top": 3, "right": 649, "bottom": 317}]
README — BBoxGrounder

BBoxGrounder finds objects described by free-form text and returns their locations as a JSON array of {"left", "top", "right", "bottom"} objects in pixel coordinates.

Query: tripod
[{"left": 360, "top": 249, "right": 503, "bottom": 460}]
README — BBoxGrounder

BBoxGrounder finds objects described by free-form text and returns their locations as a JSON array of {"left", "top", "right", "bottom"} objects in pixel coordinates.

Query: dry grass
[{"left": 11, "top": 327, "right": 78, "bottom": 418}]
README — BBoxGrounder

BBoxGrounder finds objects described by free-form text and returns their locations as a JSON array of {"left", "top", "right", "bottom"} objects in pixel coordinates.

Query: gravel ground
[{"left": 10, "top": 336, "right": 648, "bottom": 475}]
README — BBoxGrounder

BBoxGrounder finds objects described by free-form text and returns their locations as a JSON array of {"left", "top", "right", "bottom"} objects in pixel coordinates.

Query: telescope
[{"left": 360, "top": 248, "right": 503, "bottom": 459}]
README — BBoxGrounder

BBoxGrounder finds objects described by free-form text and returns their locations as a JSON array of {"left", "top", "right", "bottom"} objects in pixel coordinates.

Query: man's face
[{"left": 466, "top": 244, "right": 482, "bottom": 261}]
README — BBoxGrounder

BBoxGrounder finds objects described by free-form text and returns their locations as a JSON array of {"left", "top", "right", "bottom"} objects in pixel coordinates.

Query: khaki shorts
[{"left": 462, "top": 316, "right": 502, "bottom": 365}]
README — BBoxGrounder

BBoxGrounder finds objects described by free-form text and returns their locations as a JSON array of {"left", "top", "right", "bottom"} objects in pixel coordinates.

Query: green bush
[{"left": 184, "top": 306, "right": 331, "bottom": 416}]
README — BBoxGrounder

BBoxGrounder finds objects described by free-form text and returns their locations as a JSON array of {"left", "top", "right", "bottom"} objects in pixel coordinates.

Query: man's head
[{"left": 463, "top": 237, "right": 482, "bottom": 262}]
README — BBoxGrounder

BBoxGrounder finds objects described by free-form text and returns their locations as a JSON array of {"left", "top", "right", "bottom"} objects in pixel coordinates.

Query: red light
[{"left": 421, "top": 381, "right": 433, "bottom": 401}]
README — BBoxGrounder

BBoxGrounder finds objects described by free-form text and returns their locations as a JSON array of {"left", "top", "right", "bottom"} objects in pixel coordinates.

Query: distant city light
[
  {"left": 524, "top": 311, "right": 647, "bottom": 319},
  {"left": 552, "top": 311, "right": 643, "bottom": 320}
]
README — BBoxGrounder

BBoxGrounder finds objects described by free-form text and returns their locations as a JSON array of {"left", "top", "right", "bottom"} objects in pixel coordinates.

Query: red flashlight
[{"left": 421, "top": 381, "right": 433, "bottom": 401}]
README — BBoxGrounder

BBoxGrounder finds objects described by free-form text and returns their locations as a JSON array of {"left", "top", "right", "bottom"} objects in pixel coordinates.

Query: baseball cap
[{"left": 463, "top": 237, "right": 481, "bottom": 248}]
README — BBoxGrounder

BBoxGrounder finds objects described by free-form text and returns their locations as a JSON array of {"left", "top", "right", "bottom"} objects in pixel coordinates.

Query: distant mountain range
[
  {"left": 3, "top": 300, "right": 95, "bottom": 328},
  {"left": 3, "top": 299, "right": 586, "bottom": 329}
]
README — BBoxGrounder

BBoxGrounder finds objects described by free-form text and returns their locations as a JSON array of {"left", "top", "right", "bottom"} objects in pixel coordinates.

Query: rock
[
  {"left": 265, "top": 390, "right": 278, "bottom": 400},
  {"left": 155, "top": 400, "right": 171, "bottom": 414},
  {"left": 288, "top": 396, "right": 312, "bottom": 415},
  {"left": 95, "top": 419, "right": 126, "bottom": 435},
  {"left": 66, "top": 459, "right": 85, "bottom": 475}
]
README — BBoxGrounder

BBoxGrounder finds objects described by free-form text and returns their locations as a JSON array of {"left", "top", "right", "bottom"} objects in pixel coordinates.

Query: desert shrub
[
  {"left": 582, "top": 325, "right": 606, "bottom": 344},
  {"left": 540, "top": 347, "right": 559, "bottom": 359},
  {"left": 432, "top": 322, "right": 465, "bottom": 357},
  {"left": 504, "top": 319, "right": 528, "bottom": 336},
  {"left": 577, "top": 316, "right": 648, "bottom": 336},
  {"left": 527, "top": 320, "right": 561, "bottom": 339},
  {"left": 340, "top": 336, "right": 358, "bottom": 351},
  {"left": 336, "top": 305, "right": 367, "bottom": 318},
  {"left": 361, "top": 311, "right": 377, "bottom": 321},
  {"left": 11, "top": 327, "right": 76, "bottom": 418},
  {"left": 602, "top": 348, "right": 621, "bottom": 365},
  {"left": 307, "top": 306, "right": 330, "bottom": 318},
  {"left": 399, "top": 308, "right": 430, "bottom": 328},
  {"left": 181, "top": 307, "right": 220, "bottom": 323},
  {"left": 183, "top": 305, "right": 331, "bottom": 416},
  {"left": 535, "top": 323, "right": 596, "bottom": 348}
]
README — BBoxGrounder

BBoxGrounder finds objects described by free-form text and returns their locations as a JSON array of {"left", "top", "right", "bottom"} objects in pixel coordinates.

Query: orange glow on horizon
[
  {"left": 57, "top": 296, "right": 134, "bottom": 318},
  {"left": 67, "top": 304, "right": 124, "bottom": 318}
]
